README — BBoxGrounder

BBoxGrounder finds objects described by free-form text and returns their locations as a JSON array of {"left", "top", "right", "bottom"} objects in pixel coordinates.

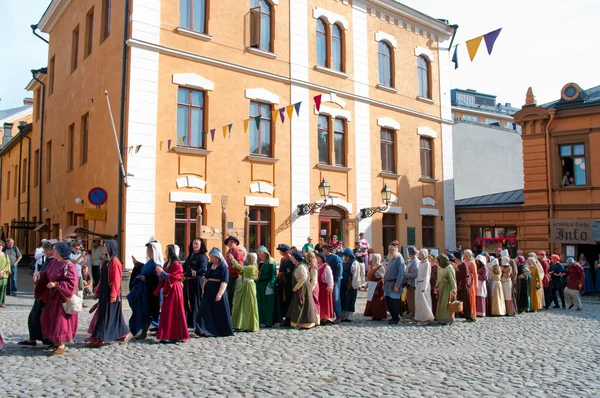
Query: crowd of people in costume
[{"left": 0, "top": 234, "right": 591, "bottom": 354}]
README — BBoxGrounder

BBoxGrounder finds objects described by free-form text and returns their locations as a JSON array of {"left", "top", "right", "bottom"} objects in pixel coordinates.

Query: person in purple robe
[{"left": 35, "top": 242, "right": 79, "bottom": 356}]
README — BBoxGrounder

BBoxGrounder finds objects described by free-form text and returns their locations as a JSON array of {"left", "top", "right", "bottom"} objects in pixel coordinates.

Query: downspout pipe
[
  {"left": 24, "top": 135, "right": 32, "bottom": 251},
  {"left": 117, "top": 0, "right": 131, "bottom": 257},
  {"left": 448, "top": 24, "right": 459, "bottom": 50},
  {"left": 545, "top": 110, "right": 556, "bottom": 252},
  {"left": 30, "top": 24, "right": 49, "bottom": 44},
  {"left": 17, "top": 128, "right": 23, "bottom": 220},
  {"left": 31, "top": 69, "right": 47, "bottom": 222}
]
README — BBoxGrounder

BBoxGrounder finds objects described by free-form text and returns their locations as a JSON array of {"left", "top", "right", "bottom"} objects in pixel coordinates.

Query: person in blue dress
[
  {"left": 127, "top": 240, "right": 162, "bottom": 339},
  {"left": 383, "top": 243, "right": 405, "bottom": 324},
  {"left": 580, "top": 254, "right": 595, "bottom": 294},
  {"left": 195, "top": 247, "right": 234, "bottom": 337},
  {"left": 323, "top": 245, "right": 343, "bottom": 323},
  {"left": 595, "top": 254, "right": 600, "bottom": 292}
]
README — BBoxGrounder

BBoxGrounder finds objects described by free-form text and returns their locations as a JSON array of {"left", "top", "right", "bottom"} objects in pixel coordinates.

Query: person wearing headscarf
[
  {"left": 224, "top": 236, "right": 245, "bottom": 311},
  {"left": 276, "top": 244, "right": 294, "bottom": 325},
  {"left": 306, "top": 252, "right": 321, "bottom": 325},
  {"left": 527, "top": 257, "right": 544, "bottom": 311},
  {"left": 127, "top": 240, "right": 162, "bottom": 339},
  {"left": 230, "top": 251, "right": 259, "bottom": 332},
  {"left": 285, "top": 252, "right": 316, "bottom": 329},
  {"left": 34, "top": 242, "right": 79, "bottom": 356},
  {"left": 435, "top": 254, "right": 457, "bottom": 325},
  {"left": 489, "top": 259, "right": 506, "bottom": 316},
  {"left": 475, "top": 255, "right": 489, "bottom": 317},
  {"left": 322, "top": 244, "right": 343, "bottom": 323},
  {"left": 516, "top": 256, "right": 531, "bottom": 313},
  {"left": 548, "top": 254, "right": 566, "bottom": 309},
  {"left": 88, "top": 240, "right": 132, "bottom": 347},
  {"left": 255, "top": 246, "right": 279, "bottom": 327},
  {"left": 154, "top": 244, "right": 189, "bottom": 343},
  {"left": 537, "top": 251, "right": 552, "bottom": 308},
  {"left": 364, "top": 253, "right": 386, "bottom": 321},
  {"left": 413, "top": 249, "right": 434, "bottom": 324},
  {"left": 456, "top": 254, "right": 475, "bottom": 322},
  {"left": 500, "top": 257, "right": 516, "bottom": 316},
  {"left": 195, "top": 247, "right": 233, "bottom": 337},
  {"left": 429, "top": 253, "right": 439, "bottom": 316},
  {"left": 384, "top": 244, "right": 405, "bottom": 324},
  {"left": 462, "top": 250, "right": 478, "bottom": 319},
  {"left": 404, "top": 246, "right": 419, "bottom": 318},
  {"left": 19, "top": 241, "right": 54, "bottom": 346},
  {"left": 183, "top": 238, "right": 208, "bottom": 330},
  {"left": 339, "top": 248, "right": 365, "bottom": 322},
  {"left": 316, "top": 252, "right": 334, "bottom": 323}
]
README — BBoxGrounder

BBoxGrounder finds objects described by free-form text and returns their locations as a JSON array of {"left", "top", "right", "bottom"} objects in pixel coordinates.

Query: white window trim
[
  {"left": 169, "top": 192, "right": 212, "bottom": 203},
  {"left": 314, "top": 105, "right": 352, "bottom": 121},
  {"left": 245, "top": 88, "right": 279, "bottom": 105},
  {"left": 422, "top": 197, "right": 436, "bottom": 207},
  {"left": 249, "top": 182, "right": 275, "bottom": 195},
  {"left": 312, "top": 7, "right": 349, "bottom": 30},
  {"left": 417, "top": 126, "right": 437, "bottom": 139},
  {"left": 313, "top": 197, "right": 352, "bottom": 214},
  {"left": 420, "top": 208, "right": 439, "bottom": 216},
  {"left": 378, "top": 117, "right": 400, "bottom": 130},
  {"left": 245, "top": 196, "right": 279, "bottom": 207},
  {"left": 176, "top": 176, "right": 207, "bottom": 190},
  {"left": 320, "top": 93, "right": 346, "bottom": 108},
  {"left": 415, "top": 46, "right": 434, "bottom": 63},
  {"left": 383, "top": 206, "right": 403, "bottom": 214},
  {"left": 375, "top": 31, "right": 397, "bottom": 48},
  {"left": 172, "top": 73, "right": 214, "bottom": 91}
]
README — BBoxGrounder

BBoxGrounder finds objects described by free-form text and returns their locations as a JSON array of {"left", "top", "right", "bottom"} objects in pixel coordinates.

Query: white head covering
[
  {"left": 246, "top": 252, "right": 258, "bottom": 266},
  {"left": 476, "top": 255, "right": 487, "bottom": 266},
  {"left": 419, "top": 248, "right": 429, "bottom": 260},
  {"left": 148, "top": 241, "right": 164, "bottom": 266},
  {"left": 371, "top": 253, "right": 382, "bottom": 267},
  {"left": 173, "top": 244, "right": 180, "bottom": 259},
  {"left": 491, "top": 258, "right": 499, "bottom": 267},
  {"left": 501, "top": 256, "right": 510, "bottom": 266},
  {"left": 500, "top": 249, "right": 510, "bottom": 258}
]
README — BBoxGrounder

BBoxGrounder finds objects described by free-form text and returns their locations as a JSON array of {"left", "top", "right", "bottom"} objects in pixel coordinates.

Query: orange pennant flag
[
  {"left": 243, "top": 119, "right": 249, "bottom": 133},
  {"left": 465, "top": 36, "right": 483, "bottom": 62},
  {"left": 222, "top": 125, "right": 228, "bottom": 138},
  {"left": 160, "top": 141, "right": 164, "bottom": 150},
  {"left": 271, "top": 110, "right": 278, "bottom": 122},
  {"left": 178, "top": 137, "right": 184, "bottom": 146},
  {"left": 286, "top": 105, "right": 294, "bottom": 120}
]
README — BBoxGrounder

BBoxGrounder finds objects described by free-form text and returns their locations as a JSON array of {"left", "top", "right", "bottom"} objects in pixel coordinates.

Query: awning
[
  {"left": 64, "top": 225, "right": 116, "bottom": 240},
  {"left": 33, "top": 223, "right": 51, "bottom": 232}
]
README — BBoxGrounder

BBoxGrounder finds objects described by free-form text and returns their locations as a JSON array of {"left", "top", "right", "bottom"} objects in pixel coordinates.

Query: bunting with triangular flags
[
  {"left": 466, "top": 35, "right": 483, "bottom": 62},
  {"left": 286, "top": 105, "right": 294, "bottom": 120},
  {"left": 178, "top": 137, "right": 184, "bottom": 147},
  {"left": 314, "top": 95, "right": 322, "bottom": 112},
  {"left": 160, "top": 141, "right": 164, "bottom": 150},
  {"left": 129, "top": 146, "right": 134, "bottom": 155},
  {"left": 452, "top": 44, "right": 459, "bottom": 70},
  {"left": 271, "top": 110, "right": 278, "bottom": 122},
  {"left": 483, "top": 28, "right": 502, "bottom": 55},
  {"left": 227, "top": 123, "right": 232, "bottom": 138},
  {"left": 135, "top": 145, "right": 141, "bottom": 154},
  {"left": 210, "top": 129, "right": 215, "bottom": 142},
  {"left": 279, "top": 108, "right": 285, "bottom": 123},
  {"left": 167, "top": 139, "right": 172, "bottom": 150},
  {"left": 243, "top": 119, "right": 249, "bottom": 133},
  {"left": 222, "top": 125, "right": 228, "bottom": 138},
  {"left": 254, "top": 115, "right": 261, "bottom": 129},
  {"left": 294, "top": 102, "right": 301, "bottom": 117}
]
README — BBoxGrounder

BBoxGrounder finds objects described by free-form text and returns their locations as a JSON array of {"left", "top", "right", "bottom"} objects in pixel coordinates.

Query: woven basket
[{"left": 448, "top": 300, "right": 463, "bottom": 313}]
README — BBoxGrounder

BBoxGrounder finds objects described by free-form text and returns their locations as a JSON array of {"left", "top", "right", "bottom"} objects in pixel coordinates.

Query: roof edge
[{"left": 38, "top": 0, "right": 72, "bottom": 33}]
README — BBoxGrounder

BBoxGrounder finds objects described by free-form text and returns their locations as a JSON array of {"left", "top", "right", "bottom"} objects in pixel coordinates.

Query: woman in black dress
[{"left": 183, "top": 238, "right": 208, "bottom": 329}]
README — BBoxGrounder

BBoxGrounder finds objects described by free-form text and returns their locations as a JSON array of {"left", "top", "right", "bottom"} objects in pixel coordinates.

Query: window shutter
[{"left": 250, "top": 8, "right": 261, "bottom": 48}]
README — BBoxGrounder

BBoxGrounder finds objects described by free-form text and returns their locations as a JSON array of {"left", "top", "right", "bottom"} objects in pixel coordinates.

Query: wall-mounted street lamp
[
  {"left": 359, "top": 184, "right": 392, "bottom": 219},
  {"left": 75, "top": 198, "right": 84, "bottom": 204},
  {"left": 297, "top": 178, "right": 331, "bottom": 216}
]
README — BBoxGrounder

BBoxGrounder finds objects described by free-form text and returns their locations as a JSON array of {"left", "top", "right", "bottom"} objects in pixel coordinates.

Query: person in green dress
[
  {"left": 435, "top": 254, "right": 457, "bottom": 325},
  {"left": 231, "top": 252, "right": 260, "bottom": 332},
  {"left": 256, "top": 246, "right": 279, "bottom": 327}
]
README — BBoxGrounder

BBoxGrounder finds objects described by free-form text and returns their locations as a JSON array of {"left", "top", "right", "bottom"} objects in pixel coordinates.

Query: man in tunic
[
  {"left": 564, "top": 257, "right": 584, "bottom": 311},
  {"left": 323, "top": 245, "right": 343, "bottom": 323},
  {"left": 384, "top": 244, "right": 405, "bottom": 324},
  {"left": 548, "top": 254, "right": 566, "bottom": 309},
  {"left": 277, "top": 244, "right": 294, "bottom": 325},
  {"left": 224, "top": 236, "right": 245, "bottom": 311},
  {"left": 404, "top": 246, "right": 419, "bottom": 317}
]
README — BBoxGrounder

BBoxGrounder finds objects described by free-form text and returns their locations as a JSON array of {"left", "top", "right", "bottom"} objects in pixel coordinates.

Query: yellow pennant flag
[
  {"left": 160, "top": 141, "right": 164, "bottom": 150},
  {"left": 271, "top": 110, "right": 278, "bottom": 122},
  {"left": 286, "top": 105, "right": 294, "bottom": 120},
  {"left": 466, "top": 36, "right": 483, "bottom": 62},
  {"left": 244, "top": 119, "right": 249, "bottom": 133},
  {"left": 223, "top": 125, "right": 228, "bottom": 138},
  {"left": 178, "top": 137, "right": 184, "bottom": 146}
]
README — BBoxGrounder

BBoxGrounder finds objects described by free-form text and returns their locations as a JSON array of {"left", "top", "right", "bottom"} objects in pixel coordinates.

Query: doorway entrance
[{"left": 319, "top": 206, "right": 345, "bottom": 245}]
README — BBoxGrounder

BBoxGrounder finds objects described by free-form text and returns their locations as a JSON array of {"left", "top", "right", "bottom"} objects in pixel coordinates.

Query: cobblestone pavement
[{"left": 1, "top": 272, "right": 600, "bottom": 397}]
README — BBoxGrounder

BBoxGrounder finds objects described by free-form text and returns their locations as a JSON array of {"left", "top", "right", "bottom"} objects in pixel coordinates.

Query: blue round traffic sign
[{"left": 88, "top": 187, "right": 108, "bottom": 206}]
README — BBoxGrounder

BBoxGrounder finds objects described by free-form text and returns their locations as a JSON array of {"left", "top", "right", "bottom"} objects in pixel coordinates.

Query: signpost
[
  {"left": 88, "top": 187, "right": 108, "bottom": 239},
  {"left": 88, "top": 187, "right": 108, "bottom": 206}
]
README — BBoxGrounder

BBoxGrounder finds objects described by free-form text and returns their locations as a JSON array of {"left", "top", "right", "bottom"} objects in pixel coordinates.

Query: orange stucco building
[
  {"left": 456, "top": 83, "right": 600, "bottom": 261},
  {"left": 0, "top": 0, "right": 458, "bottom": 265}
]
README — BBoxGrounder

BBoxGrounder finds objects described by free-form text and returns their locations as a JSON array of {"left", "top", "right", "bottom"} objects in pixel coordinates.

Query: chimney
[
  {"left": 23, "top": 97, "right": 34, "bottom": 106},
  {"left": 3, "top": 123, "right": 14, "bottom": 146},
  {"left": 505, "top": 103, "right": 511, "bottom": 107}
]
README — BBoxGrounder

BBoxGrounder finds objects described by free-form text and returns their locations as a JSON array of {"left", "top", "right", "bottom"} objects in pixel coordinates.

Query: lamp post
[
  {"left": 359, "top": 184, "right": 392, "bottom": 219},
  {"left": 297, "top": 178, "right": 331, "bottom": 216}
]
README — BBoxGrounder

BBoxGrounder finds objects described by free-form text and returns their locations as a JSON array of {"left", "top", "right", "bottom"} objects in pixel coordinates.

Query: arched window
[
  {"left": 250, "top": 0, "right": 273, "bottom": 52},
  {"left": 378, "top": 41, "right": 393, "bottom": 87},
  {"left": 316, "top": 18, "right": 328, "bottom": 67},
  {"left": 417, "top": 56, "right": 431, "bottom": 98},
  {"left": 331, "top": 24, "right": 343, "bottom": 71}
]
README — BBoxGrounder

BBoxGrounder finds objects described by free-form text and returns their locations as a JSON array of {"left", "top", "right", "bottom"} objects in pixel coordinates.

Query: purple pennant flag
[
  {"left": 210, "top": 129, "right": 215, "bottom": 142},
  {"left": 279, "top": 107, "right": 285, "bottom": 123},
  {"left": 294, "top": 102, "right": 302, "bottom": 117},
  {"left": 483, "top": 28, "right": 502, "bottom": 55},
  {"left": 167, "top": 140, "right": 172, "bottom": 150},
  {"left": 452, "top": 44, "right": 459, "bottom": 70},
  {"left": 227, "top": 123, "right": 232, "bottom": 138}
]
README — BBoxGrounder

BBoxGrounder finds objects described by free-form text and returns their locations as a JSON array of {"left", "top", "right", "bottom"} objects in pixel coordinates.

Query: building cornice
[
  {"left": 38, "top": 0, "right": 72, "bottom": 33},
  {"left": 452, "top": 105, "right": 515, "bottom": 121},
  {"left": 25, "top": 72, "right": 47, "bottom": 91},
  {"left": 0, "top": 108, "right": 33, "bottom": 126}
]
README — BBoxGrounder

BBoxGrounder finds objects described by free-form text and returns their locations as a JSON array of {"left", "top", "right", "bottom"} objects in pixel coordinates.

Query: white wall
[{"left": 453, "top": 122, "right": 524, "bottom": 200}]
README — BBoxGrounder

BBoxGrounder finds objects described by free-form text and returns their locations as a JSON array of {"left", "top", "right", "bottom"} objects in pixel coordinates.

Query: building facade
[
  {"left": 456, "top": 83, "right": 600, "bottom": 261},
  {"left": 1, "top": 0, "right": 457, "bottom": 263},
  {"left": 451, "top": 88, "right": 520, "bottom": 132}
]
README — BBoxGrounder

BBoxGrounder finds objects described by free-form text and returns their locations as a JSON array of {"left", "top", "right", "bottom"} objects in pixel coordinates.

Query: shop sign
[
  {"left": 549, "top": 219, "right": 595, "bottom": 244},
  {"left": 85, "top": 208, "right": 107, "bottom": 222}
]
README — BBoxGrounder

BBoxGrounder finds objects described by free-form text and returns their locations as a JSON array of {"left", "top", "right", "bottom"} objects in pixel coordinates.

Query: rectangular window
[
  {"left": 422, "top": 216, "right": 435, "bottom": 248},
  {"left": 35, "top": 89, "right": 41, "bottom": 121},
  {"left": 85, "top": 8, "right": 94, "bottom": 58},
  {"left": 382, "top": 214, "right": 397, "bottom": 256},
  {"left": 462, "top": 114, "right": 478, "bottom": 123},
  {"left": 22, "top": 159, "right": 27, "bottom": 193},
  {"left": 67, "top": 124, "right": 75, "bottom": 172},
  {"left": 249, "top": 207, "right": 271, "bottom": 253},
  {"left": 559, "top": 143, "right": 587, "bottom": 186},
  {"left": 71, "top": 25, "right": 79, "bottom": 73},
  {"left": 485, "top": 118, "right": 500, "bottom": 125},
  {"left": 380, "top": 128, "right": 395, "bottom": 173},
  {"left": 46, "top": 140, "right": 52, "bottom": 182},
  {"left": 333, "top": 118, "right": 345, "bottom": 167},
  {"left": 420, "top": 137, "right": 433, "bottom": 178},
  {"left": 6, "top": 170, "right": 10, "bottom": 200},
  {"left": 177, "top": 88, "right": 206, "bottom": 148},
  {"left": 33, "top": 149, "right": 40, "bottom": 188},
  {"left": 318, "top": 115, "right": 329, "bottom": 164},
  {"left": 81, "top": 113, "right": 89, "bottom": 165},
  {"left": 174, "top": 204, "right": 204, "bottom": 260},
  {"left": 49, "top": 56, "right": 55, "bottom": 95},
  {"left": 180, "top": 0, "right": 207, "bottom": 33},
  {"left": 101, "top": 0, "right": 111, "bottom": 41},
  {"left": 250, "top": 0, "right": 272, "bottom": 52},
  {"left": 249, "top": 101, "right": 272, "bottom": 156},
  {"left": 13, "top": 165, "right": 17, "bottom": 197}
]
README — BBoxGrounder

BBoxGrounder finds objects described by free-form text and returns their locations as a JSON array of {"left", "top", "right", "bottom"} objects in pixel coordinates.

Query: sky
[{"left": 0, "top": 0, "right": 598, "bottom": 110}]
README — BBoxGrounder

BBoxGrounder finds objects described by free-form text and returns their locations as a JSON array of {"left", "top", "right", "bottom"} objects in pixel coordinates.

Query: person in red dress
[
  {"left": 364, "top": 254, "right": 387, "bottom": 321},
  {"left": 155, "top": 245, "right": 189, "bottom": 343},
  {"left": 316, "top": 253, "right": 334, "bottom": 323}
]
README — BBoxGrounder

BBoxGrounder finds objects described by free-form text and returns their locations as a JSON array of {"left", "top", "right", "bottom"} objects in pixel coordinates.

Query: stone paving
[{"left": 1, "top": 271, "right": 600, "bottom": 397}]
